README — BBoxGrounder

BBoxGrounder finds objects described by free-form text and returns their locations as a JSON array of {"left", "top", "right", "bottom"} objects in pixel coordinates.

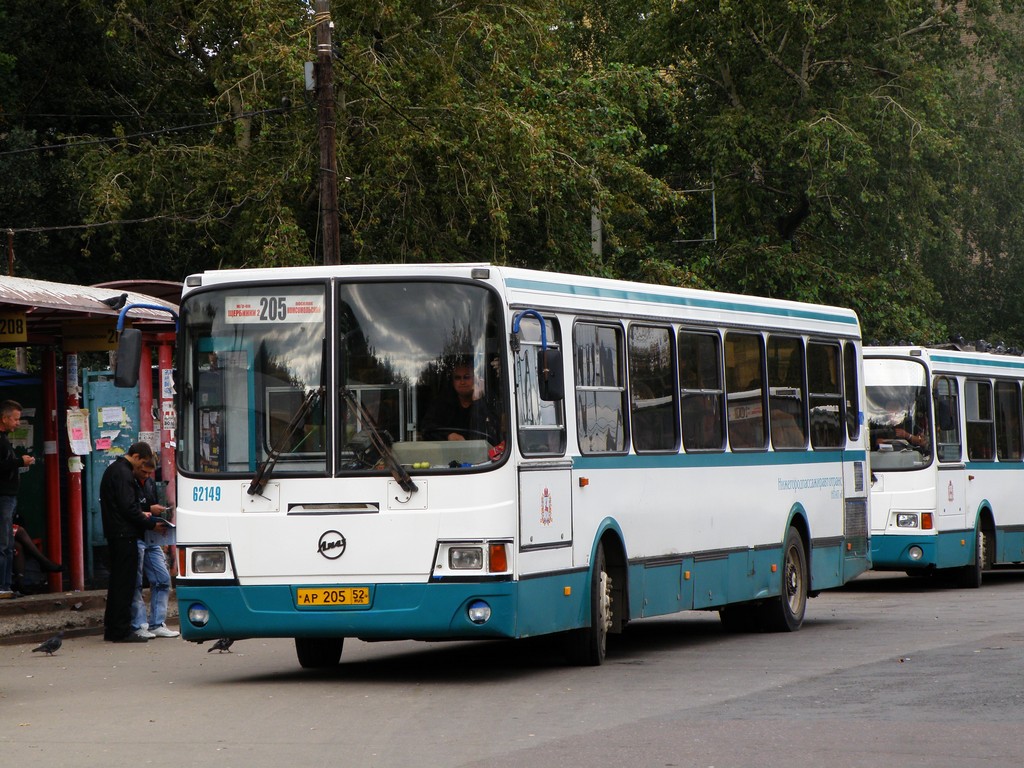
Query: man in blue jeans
[
  {"left": 100, "top": 441, "right": 167, "bottom": 642},
  {"left": 0, "top": 400, "right": 36, "bottom": 600},
  {"left": 130, "top": 458, "right": 178, "bottom": 639}
]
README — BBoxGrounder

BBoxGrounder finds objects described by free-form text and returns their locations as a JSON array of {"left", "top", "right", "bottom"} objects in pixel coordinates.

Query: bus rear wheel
[
  {"left": 762, "top": 527, "right": 807, "bottom": 632},
  {"left": 564, "top": 542, "right": 613, "bottom": 666},
  {"left": 295, "top": 637, "right": 344, "bottom": 669}
]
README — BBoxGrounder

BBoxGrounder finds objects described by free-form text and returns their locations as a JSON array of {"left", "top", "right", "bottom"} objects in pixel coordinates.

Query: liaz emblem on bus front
[
  {"left": 540, "top": 487, "right": 553, "bottom": 526},
  {"left": 317, "top": 530, "right": 347, "bottom": 559}
]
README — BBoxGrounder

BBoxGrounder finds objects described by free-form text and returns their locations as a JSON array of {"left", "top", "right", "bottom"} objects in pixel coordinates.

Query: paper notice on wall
[
  {"left": 162, "top": 402, "right": 177, "bottom": 432},
  {"left": 100, "top": 406, "right": 125, "bottom": 425},
  {"left": 67, "top": 410, "right": 92, "bottom": 455},
  {"left": 162, "top": 369, "right": 176, "bottom": 400}
]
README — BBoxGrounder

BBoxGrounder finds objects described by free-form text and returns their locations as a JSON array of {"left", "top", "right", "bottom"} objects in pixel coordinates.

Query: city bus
[
  {"left": 119, "top": 263, "right": 870, "bottom": 668},
  {"left": 865, "top": 345, "right": 1024, "bottom": 586}
]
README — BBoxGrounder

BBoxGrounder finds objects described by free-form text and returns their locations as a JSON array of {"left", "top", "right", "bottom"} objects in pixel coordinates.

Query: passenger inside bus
[
  {"left": 873, "top": 399, "right": 929, "bottom": 453},
  {"left": 421, "top": 358, "right": 502, "bottom": 444},
  {"left": 682, "top": 394, "right": 724, "bottom": 451},
  {"left": 899, "top": 411, "right": 930, "bottom": 452}
]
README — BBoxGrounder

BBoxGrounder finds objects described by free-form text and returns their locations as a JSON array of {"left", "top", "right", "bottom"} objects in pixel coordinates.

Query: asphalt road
[{"left": 3, "top": 570, "right": 1023, "bottom": 768}]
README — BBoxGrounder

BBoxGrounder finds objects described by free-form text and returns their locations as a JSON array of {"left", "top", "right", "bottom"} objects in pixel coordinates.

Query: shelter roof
[
  {"left": 0, "top": 275, "right": 179, "bottom": 344},
  {"left": 92, "top": 279, "right": 183, "bottom": 306}
]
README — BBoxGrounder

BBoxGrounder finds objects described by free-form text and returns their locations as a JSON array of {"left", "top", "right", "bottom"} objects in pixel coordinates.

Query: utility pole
[{"left": 315, "top": 0, "right": 341, "bottom": 265}]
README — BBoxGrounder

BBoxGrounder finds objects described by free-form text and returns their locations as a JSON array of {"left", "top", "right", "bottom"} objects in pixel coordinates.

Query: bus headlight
[
  {"left": 908, "top": 546, "right": 924, "bottom": 561},
  {"left": 449, "top": 547, "right": 484, "bottom": 570},
  {"left": 467, "top": 600, "right": 491, "bottom": 624},
  {"left": 187, "top": 603, "right": 210, "bottom": 627},
  {"left": 433, "top": 540, "right": 512, "bottom": 578},
  {"left": 896, "top": 513, "right": 918, "bottom": 528},
  {"left": 192, "top": 549, "right": 228, "bottom": 574}
]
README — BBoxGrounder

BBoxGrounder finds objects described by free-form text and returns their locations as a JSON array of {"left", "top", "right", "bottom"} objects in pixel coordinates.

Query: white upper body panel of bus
[
  {"left": 182, "top": 263, "right": 861, "bottom": 338},
  {"left": 865, "top": 345, "right": 1024, "bottom": 378}
]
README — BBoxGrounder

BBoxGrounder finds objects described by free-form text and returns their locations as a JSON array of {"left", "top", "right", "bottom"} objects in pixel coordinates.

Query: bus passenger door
[
  {"left": 518, "top": 462, "right": 573, "bottom": 551},
  {"left": 511, "top": 311, "right": 571, "bottom": 558},
  {"left": 937, "top": 466, "right": 967, "bottom": 532},
  {"left": 935, "top": 378, "right": 967, "bottom": 534}
]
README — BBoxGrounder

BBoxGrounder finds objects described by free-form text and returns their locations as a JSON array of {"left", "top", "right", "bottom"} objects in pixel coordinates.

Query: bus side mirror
[
  {"left": 936, "top": 401, "right": 955, "bottom": 431},
  {"left": 114, "top": 328, "right": 143, "bottom": 388},
  {"left": 537, "top": 348, "right": 564, "bottom": 401}
]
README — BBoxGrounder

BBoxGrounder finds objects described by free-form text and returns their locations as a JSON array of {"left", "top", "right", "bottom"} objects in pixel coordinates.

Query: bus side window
[
  {"left": 514, "top": 316, "right": 566, "bottom": 456},
  {"left": 574, "top": 322, "right": 628, "bottom": 454},
  {"left": 767, "top": 335, "right": 807, "bottom": 450},
  {"left": 724, "top": 332, "right": 766, "bottom": 451},
  {"left": 628, "top": 325, "right": 678, "bottom": 453},
  {"left": 843, "top": 341, "right": 861, "bottom": 442},
  {"left": 807, "top": 342, "right": 843, "bottom": 449},
  {"left": 965, "top": 379, "right": 994, "bottom": 461},
  {"left": 994, "top": 380, "right": 1022, "bottom": 461},
  {"left": 934, "top": 377, "right": 962, "bottom": 462},
  {"left": 679, "top": 330, "right": 725, "bottom": 451}
]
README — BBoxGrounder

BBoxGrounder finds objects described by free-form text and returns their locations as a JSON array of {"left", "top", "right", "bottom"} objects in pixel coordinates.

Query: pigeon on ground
[
  {"left": 208, "top": 637, "right": 234, "bottom": 653},
  {"left": 32, "top": 632, "right": 64, "bottom": 656}
]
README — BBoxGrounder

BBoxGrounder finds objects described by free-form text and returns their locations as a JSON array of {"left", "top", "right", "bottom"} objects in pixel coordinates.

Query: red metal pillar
[
  {"left": 138, "top": 340, "right": 154, "bottom": 437},
  {"left": 42, "top": 349, "right": 63, "bottom": 592},
  {"left": 65, "top": 352, "right": 84, "bottom": 591}
]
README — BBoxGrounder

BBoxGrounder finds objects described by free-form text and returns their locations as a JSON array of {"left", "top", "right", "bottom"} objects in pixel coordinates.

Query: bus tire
[
  {"left": 958, "top": 529, "right": 985, "bottom": 589},
  {"left": 564, "top": 542, "right": 612, "bottom": 666},
  {"left": 762, "top": 527, "right": 808, "bottom": 632},
  {"left": 295, "top": 637, "right": 344, "bottom": 669}
]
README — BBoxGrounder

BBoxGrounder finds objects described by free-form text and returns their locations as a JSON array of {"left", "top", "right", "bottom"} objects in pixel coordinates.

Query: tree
[{"left": 5, "top": 1, "right": 1024, "bottom": 349}]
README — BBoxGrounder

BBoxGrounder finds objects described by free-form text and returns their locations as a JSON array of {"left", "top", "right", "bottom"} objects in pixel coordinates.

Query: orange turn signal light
[{"left": 489, "top": 543, "right": 508, "bottom": 572}]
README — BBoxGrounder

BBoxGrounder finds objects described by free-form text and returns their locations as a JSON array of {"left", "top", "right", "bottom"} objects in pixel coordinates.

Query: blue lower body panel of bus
[
  {"left": 871, "top": 531, "right": 972, "bottom": 571},
  {"left": 176, "top": 572, "right": 590, "bottom": 642}
]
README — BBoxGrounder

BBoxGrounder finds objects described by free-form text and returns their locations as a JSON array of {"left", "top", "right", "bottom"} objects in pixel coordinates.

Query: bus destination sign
[{"left": 224, "top": 295, "right": 325, "bottom": 324}]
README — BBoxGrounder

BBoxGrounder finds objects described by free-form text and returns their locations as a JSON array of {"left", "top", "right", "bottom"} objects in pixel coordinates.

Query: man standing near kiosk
[{"left": 0, "top": 400, "right": 35, "bottom": 600}]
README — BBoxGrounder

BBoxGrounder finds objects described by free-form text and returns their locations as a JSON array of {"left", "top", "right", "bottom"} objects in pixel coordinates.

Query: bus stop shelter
[{"left": 0, "top": 275, "right": 179, "bottom": 592}]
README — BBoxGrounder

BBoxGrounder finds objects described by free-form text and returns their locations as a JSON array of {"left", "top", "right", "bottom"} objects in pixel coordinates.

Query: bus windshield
[
  {"left": 178, "top": 279, "right": 507, "bottom": 477},
  {"left": 336, "top": 280, "right": 505, "bottom": 472},
  {"left": 179, "top": 284, "right": 329, "bottom": 476},
  {"left": 865, "top": 358, "right": 930, "bottom": 470}
]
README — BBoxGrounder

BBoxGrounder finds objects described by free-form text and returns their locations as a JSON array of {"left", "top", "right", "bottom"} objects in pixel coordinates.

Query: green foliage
[{"left": 2, "top": 1, "right": 1024, "bottom": 347}]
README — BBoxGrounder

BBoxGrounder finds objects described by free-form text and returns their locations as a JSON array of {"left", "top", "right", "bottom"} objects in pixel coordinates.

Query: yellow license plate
[{"left": 296, "top": 587, "right": 371, "bottom": 608}]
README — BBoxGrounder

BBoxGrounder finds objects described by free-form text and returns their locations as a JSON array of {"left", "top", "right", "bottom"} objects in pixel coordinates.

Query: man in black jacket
[
  {"left": 0, "top": 400, "right": 35, "bottom": 599},
  {"left": 100, "top": 442, "right": 167, "bottom": 642}
]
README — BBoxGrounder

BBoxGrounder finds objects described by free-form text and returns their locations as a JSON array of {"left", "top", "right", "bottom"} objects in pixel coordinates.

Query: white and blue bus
[
  {"left": 866, "top": 345, "right": 1024, "bottom": 586},
  {"left": 124, "top": 264, "right": 869, "bottom": 668}
]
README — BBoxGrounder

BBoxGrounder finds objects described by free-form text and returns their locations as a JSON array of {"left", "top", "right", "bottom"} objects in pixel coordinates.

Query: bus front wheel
[
  {"left": 762, "top": 527, "right": 808, "bottom": 632},
  {"left": 564, "top": 542, "right": 613, "bottom": 666},
  {"left": 295, "top": 637, "right": 344, "bottom": 669},
  {"left": 958, "top": 529, "right": 986, "bottom": 589}
]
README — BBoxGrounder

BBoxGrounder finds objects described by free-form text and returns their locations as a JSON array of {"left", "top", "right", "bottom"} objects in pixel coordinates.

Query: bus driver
[{"left": 421, "top": 358, "right": 501, "bottom": 444}]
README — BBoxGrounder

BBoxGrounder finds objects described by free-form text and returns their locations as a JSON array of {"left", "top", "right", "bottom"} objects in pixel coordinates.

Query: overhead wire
[{"left": 0, "top": 104, "right": 300, "bottom": 159}]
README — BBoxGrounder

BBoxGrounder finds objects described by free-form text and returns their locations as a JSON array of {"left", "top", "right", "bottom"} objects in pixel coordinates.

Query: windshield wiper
[
  {"left": 341, "top": 388, "right": 418, "bottom": 494},
  {"left": 247, "top": 387, "right": 323, "bottom": 497}
]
